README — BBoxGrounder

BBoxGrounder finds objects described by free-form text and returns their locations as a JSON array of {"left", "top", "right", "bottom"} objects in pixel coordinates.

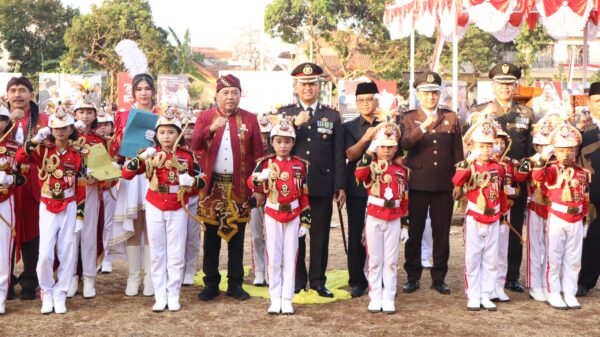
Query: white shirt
[
  {"left": 419, "top": 107, "right": 438, "bottom": 133},
  {"left": 213, "top": 120, "right": 234, "bottom": 175},
  {"left": 300, "top": 101, "right": 318, "bottom": 113}
]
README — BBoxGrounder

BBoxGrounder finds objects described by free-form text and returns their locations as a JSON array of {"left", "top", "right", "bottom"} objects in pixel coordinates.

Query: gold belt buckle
[
  {"left": 278, "top": 203, "right": 292, "bottom": 212},
  {"left": 157, "top": 185, "right": 168, "bottom": 193},
  {"left": 566, "top": 206, "right": 580, "bottom": 215},
  {"left": 383, "top": 200, "right": 396, "bottom": 209},
  {"left": 483, "top": 208, "right": 496, "bottom": 216}
]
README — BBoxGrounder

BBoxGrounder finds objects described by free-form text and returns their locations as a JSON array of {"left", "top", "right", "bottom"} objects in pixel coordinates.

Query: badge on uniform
[
  {"left": 238, "top": 124, "right": 248, "bottom": 135},
  {"left": 317, "top": 117, "right": 333, "bottom": 140},
  {"left": 515, "top": 116, "right": 529, "bottom": 129}
]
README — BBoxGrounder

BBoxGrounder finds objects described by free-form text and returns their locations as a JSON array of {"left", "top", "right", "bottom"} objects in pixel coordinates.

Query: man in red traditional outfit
[
  {"left": 6, "top": 77, "right": 48, "bottom": 300},
  {"left": 192, "top": 74, "right": 263, "bottom": 301}
]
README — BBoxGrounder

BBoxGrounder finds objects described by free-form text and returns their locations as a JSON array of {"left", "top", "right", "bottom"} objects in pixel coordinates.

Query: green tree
[
  {"left": 264, "top": 0, "right": 388, "bottom": 83},
  {"left": 62, "top": 0, "right": 175, "bottom": 102},
  {"left": 0, "top": 0, "right": 78, "bottom": 76},
  {"left": 590, "top": 70, "right": 600, "bottom": 83},
  {"left": 515, "top": 25, "right": 555, "bottom": 84},
  {"left": 168, "top": 27, "right": 207, "bottom": 83}
]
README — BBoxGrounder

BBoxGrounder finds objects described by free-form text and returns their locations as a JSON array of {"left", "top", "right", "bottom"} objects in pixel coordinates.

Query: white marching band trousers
[
  {"left": 463, "top": 216, "right": 499, "bottom": 301},
  {"left": 0, "top": 197, "right": 14, "bottom": 303},
  {"left": 364, "top": 215, "right": 401, "bottom": 304},
  {"left": 526, "top": 210, "right": 547, "bottom": 289},
  {"left": 545, "top": 214, "right": 583, "bottom": 297},
  {"left": 264, "top": 214, "right": 299, "bottom": 301}
]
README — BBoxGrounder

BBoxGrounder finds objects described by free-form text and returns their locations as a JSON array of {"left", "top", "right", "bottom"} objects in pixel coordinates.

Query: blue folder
[{"left": 118, "top": 108, "right": 158, "bottom": 158}]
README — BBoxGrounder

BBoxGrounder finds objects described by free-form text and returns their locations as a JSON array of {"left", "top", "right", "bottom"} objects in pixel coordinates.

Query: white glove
[
  {"left": 0, "top": 171, "right": 13, "bottom": 185},
  {"left": 542, "top": 145, "right": 555, "bottom": 159},
  {"left": 467, "top": 150, "right": 481, "bottom": 163},
  {"left": 257, "top": 168, "right": 271, "bottom": 182},
  {"left": 145, "top": 129, "right": 156, "bottom": 142},
  {"left": 33, "top": 127, "right": 51, "bottom": 143},
  {"left": 0, "top": 158, "right": 8, "bottom": 167},
  {"left": 139, "top": 147, "right": 157, "bottom": 160},
  {"left": 111, "top": 162, "right": 121, "bottom": 169},
  {"left": 86, "top": 167, "right": 93, "bottom": 176},
  {"left": 74, "top": 120, "right": 86, "bottom": 130},
  {"left": 298, "top": 226, "right": 309, "bottom": 238},
  {"left": 584, "top": 225, "right": 589, "bottom": 238},
  {"left": 179, "top": 173, "right": 194, "bottom": 187},
  {"left": 400, "top": 227, "right": 409, "bottom": 243},
  {"left": 75, "top": 219, "right": 84, "bottom": 234},
  {"left": 532, "top": 153, "right": 542, "bottom": 163},
  {"left": 492, "top": 144, "right": 501, "bottom": 155},
  {"left": 505, "top": 185, "right": 516, "bottom": 197},
  {"left": 367, "top": 139, "right": 379, "bottom": 153}
]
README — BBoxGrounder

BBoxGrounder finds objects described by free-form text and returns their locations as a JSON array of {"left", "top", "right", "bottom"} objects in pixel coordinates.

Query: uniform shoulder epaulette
[
  {"left": 404, "top": 109, "right": 417, "bottom": 115},
  {"left": 399, "top": 162, "right": 411, "bottom": 179},
  {"left": 469, "top": 101, "right": 492, "bottom": 113},
  {"left": 176, "top": 147, "right": 193, "bottom": 156},
  {"left": 278, "top": 103, "right": 296, "bottom": 110},
  {"left": 255, "top": 154, "right": 276, "bottom": 164},
  {"left": 583, "top": 168, "right": 592, "bottom": 182},
  {"left": 320, "top": 103, "right": 338, "bottom": 112},
  {"left": 292, "top": 155, "right": 309, "bottom": 168}
]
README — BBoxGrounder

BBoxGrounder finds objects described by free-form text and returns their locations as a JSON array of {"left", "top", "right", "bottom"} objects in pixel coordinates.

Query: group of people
[{"left": 0, "top": 60, "right": 599, "bottom": 316}]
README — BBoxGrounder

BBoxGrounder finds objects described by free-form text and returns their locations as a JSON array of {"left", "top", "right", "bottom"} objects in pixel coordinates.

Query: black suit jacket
[
  {"left": 277, "top": 103, "right": 346, "bottom": 197},
  {"left": 580, "top": 125, "right": 600, "bottom": 205}
]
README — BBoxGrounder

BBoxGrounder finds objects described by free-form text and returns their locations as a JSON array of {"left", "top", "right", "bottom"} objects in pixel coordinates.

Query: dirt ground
[{"left": 3, "top": 210, "right": 600, "bottom": 337}]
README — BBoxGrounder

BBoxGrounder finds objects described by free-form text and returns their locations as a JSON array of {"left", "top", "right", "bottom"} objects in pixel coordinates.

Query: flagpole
[
  {"left": 451, "top": 0, "right": 458, "bottom": 112},
  {"left": 409, "top": 28, "right": 415, "bottom": 109}
]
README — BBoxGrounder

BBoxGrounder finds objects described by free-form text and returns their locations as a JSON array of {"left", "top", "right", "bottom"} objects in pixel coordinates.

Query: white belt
[
  {"left": 550, "top": 203, "right": 583, "bottom": 215},
  {"left": 368, "top": 196, "right": 400, "bottom": 208},
  {"left": 266, "top": 199, "right": 299, "bottom": 212},
  {"left": 467, "top": 201, "right": 500, "bottom": 216},
  {"left": 42, "top": 188, "right": 75, "bottom": 199}
]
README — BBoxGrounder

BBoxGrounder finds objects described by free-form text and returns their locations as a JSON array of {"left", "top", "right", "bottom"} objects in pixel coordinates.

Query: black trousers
[
  {"left": 346, "top": 196, "right": 368, "bottom": 289},
  {"left": 506, "top": 181, "right": 527, "bottom": 282},
  {"left": 579, "top": 203, "right": 600, "bottom": 290},
  {"left": 10, "top": 236, "right": 39, "bottom": 291},
  {"left": 404, "top": 190, "right": 453, "bottom": 282},
  {"left": 202, "top": 222, "right": 246, "bottom": 288},
  {"left": 296, "top": 196, "right": 333, "bottom": 289}
]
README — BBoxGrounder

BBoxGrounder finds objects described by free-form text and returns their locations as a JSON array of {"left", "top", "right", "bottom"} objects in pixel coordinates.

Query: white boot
[
  {"left": 168, "top": 296, "right": 181, "bottom": 312},
  {"left": 467, "top": 298, "right": 481, "bottom": 311},
  {"left": 54, "top": 298, "right": 67, "bottom": 314},
  {"left": 368, "top": 300, "right": 382, "bottom": 313},
  {"left": 0, "top": 301, "right": 5, "bottom": 315},
  {"left": 253, "top": 272, "right": 266, "bottom": 286},
  {"left": 481, "top": 297, "right": 497, "bottom": 311},
  {"left": 268, "top": 298, "right": 281, "bottom": 314},
  {"left": 382, "top": 300, "right": 396, "bottom": 314},
  {"left": 40, "top": 294, "right": 53, "bottom": 314},
  {"left": 495, "top": 287, "right": 510, "bottom": 302},
  {"left": 67, "top": 275, "right": 79, "bottom": 298},
  {"left": 101, "top": 260, "right": 113, "bottom": 274},
  {"left": 83, "top": 276, "right": 96, "bottom": 299},
  {"left": 183, "top": 274, "right": 195, "bottom": 286},
  {"left": 143, "top": 245, "right": 154, "bottom": 297},
  {"left": 546, "top": 293, "right": 568, "bottom": 310},
  {"left": 528, "top": 288, "right": 546, "bottom": 302},
  {"left": 281, "top": 299, "right": 294, "bottom": 315},
  {"left": 125, "top": 246, "right": 142, "bottom": 297},
  {"left": 152, "top": 297, "right": 167, "bottom": 312},
  {"left": 564, "top": 295, "right": 581, "bottom": 309}
]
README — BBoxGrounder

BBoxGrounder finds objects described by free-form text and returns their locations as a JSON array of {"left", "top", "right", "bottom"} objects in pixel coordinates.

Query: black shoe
[
  {"left": 197, "top": 285, "right": 220, "bottom": 301},
  {"left": 403, "top": 280, "right": 420, "bottom": 293},
  {"left": 576, "top": 285, "right": 589, "bottom": 297},
  {"left": 431, "top": 280, "right": 451, "bottom": 295},
  {"left": 350, "top": 286, "right": 366, "bottom": 298},
  {"left": 7, "top": 285, "right": 15, "bottom": 300},
  {"left": 314, "top": 286, "right": 334, "bottom": 298},
  {"left": 294, "top": 286, "right": 304, "bottom": 294},
  {"left": 20, "top": 288, "right": 36, "bottom": 300},
  {"left": 226, "top": 285, "right": 250, "bottom": 300},
  {"left": 505, "top": 281, "right": 525, "bottom": 293}
]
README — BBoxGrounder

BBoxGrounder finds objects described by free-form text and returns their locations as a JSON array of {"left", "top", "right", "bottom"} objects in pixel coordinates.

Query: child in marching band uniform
[
  {"left": 247, "top": 118, "right": 311, "bottom": 315},
  {"left": 0, "top": 104, "right": 27, "bottom": 314},
  {"left": 16, "top": 105, "right": 86, "bottom": 314},
  {"left": 452, "top": 116, "right": 508, "bottom": 311},
  {"left": 490, "top": 126, "right": 519, "bottom": 303},
  {"left": 531, "top": 122, "right": 590, "bottom": 310},
  {"left": 122, "top": 108, "right": 205, "bottom": 312},
  {"left": 513, "top": 119, "right": 555, "bottom": 302},
  {"left": 355, "top": 121, "right": 409, "bottom": 314},
  {"left": 68, "top": 93, "right": 106, "bottom": 299}
]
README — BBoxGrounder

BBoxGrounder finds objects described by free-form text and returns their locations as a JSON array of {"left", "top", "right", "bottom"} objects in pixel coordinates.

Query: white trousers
[
  {"left": 145, "top": 203, "right": 187, "bottom": 300},
  {"left": 184, "top": 195, "right": 200, "bottom": 278},
  {"left": 37, "top": 201, "right": 77, "bottom": 301},
  {"left": 365, "top": 215, "right": 401, "bottom": 303},
  {"left": 496, "top": 222, "right": 509, "bottom": 290},
  {"left": 421, "top": 210, "right": 433, "bottom": 262},
  {"left": 0, "top": 197, "right": 14, "bottom": 303},
  {"left": 250, "top": 206, "right": 267, "bottom": 274},
  {"left": 265, "top": 214, "right": 299, "bottom": 301},
  {"left": 526, "top": 210, "right": 547, "bottom": 289},
  {"left": 75, "top": 185, "right": 100, "bottom": 276},
  {"left": 464, "top": 216, "right": 499, "bottom": 301},
  {"left": 102, "top": 186, "right": 117, "bottom": 262},
  {"left": 545, "top": 214, "right": 583, "bottom": 297}
]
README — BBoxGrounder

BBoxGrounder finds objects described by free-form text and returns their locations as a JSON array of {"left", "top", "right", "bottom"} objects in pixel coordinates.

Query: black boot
[
  {"left": 226, "top": 284, "right": 250, "bottom": 300},
  {"left": 197, "top": 284, "right": 220, "bottom": 301}
]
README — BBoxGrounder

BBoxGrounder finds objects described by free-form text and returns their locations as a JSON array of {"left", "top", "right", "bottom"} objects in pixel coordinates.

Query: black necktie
[{"left": 307, "top": 106, "right": 313, "bottom": 119}]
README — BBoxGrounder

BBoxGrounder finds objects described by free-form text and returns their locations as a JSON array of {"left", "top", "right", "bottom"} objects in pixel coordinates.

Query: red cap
[{"left": 217, "top": 74, "right": 241, "bottom": 92}]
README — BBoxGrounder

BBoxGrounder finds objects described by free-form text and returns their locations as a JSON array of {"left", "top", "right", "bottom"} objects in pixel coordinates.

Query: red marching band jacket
[
  {"left": 16, "top": 141, "right": 85, "bottom": 218},
  {"left": 0, "top": 139, "right": 27, "bottom": 203},
  {"left": 247, "top": 155, "right": 311, "bottom": 226},
  {"left": 531, "top": 159, "right": 590, "bottom": 223},
  {"left": 121, "top": 146, "right": 205, "bottom": 211},
  {"left": 355, "top": 152, "right": 409, "bottom": 223},
  {"left": 514, "top": 155, "right": 550, "bottom": 219},
  {"left": 452, "top": 159, "right": 508, "bottom": 224}
]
